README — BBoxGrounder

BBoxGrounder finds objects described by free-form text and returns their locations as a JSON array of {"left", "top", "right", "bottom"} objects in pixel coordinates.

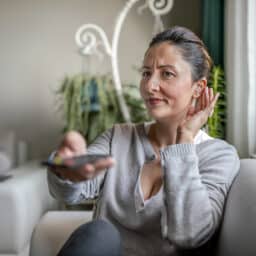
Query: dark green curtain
[{"left": 202, "top": 0, "right": 224, "bottom": 67}]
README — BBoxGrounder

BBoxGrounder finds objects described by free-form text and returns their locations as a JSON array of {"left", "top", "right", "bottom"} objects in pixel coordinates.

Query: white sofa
[
  {"left": 0, "top": 161, "right": 58, "bottom": 256},
  {"left": 29, "top": 159, "right": 256, "bottom": 256},
  {"left": 2, "top": 159, "right": 256, "bottom": 256}
]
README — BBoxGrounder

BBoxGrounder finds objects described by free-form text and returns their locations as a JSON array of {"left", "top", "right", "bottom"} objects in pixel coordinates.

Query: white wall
[{"left": 0, "top": 0, "right": 201, "bottom": 160}]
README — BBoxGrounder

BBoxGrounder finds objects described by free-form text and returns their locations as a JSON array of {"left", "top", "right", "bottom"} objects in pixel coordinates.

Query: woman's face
[{"left": 140, "top": 42, "right": 198, "bottom": 122}]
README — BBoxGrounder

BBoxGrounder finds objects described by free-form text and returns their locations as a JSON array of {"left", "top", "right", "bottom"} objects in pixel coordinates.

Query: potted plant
[
  {"left": 206, "top": 66, "right": 226, "bottom": 139},
  {"left": 56, "top": 73, "right": 151, "bottom": 143}
]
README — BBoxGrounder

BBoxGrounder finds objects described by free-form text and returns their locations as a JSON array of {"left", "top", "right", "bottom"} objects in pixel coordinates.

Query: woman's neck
[{"left": 148, "top": 121, "right": 179, "bottom": 148}]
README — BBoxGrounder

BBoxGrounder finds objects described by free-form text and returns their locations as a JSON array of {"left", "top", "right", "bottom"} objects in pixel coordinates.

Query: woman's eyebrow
[
  {"left": 140, "top": 65, "right": 177, "bottom": 71},
  {"left": 141, "top": 66, "right": 151, "bottom": 69},
  {"left": 139, "top": 66, "right": 151, "bottom": 72},
  {"left": 158, "top": 64, "right": 176, "bottom": 70}
]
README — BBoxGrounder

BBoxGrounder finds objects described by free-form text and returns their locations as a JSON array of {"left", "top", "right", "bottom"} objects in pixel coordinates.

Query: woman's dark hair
[{"left": 149, "top": 26, "right": 213, "bottom": 82}]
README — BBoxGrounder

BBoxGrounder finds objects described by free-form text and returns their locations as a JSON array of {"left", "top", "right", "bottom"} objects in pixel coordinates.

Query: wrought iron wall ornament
[{"left": 75, "top": 0, "right": 174, "bottom": 122}]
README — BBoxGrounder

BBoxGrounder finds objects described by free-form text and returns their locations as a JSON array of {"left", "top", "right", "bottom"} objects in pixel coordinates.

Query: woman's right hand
[{"left": 49, "top": 131, "right": 115, "bottom": 182}]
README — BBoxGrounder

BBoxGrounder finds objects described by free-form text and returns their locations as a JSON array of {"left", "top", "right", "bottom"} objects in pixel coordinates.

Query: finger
[
  {"left": 205, "top": 87, "right": 210, "bottom": 107},
  {"left": 79, "top": 163, "right": 96, "bottom": 179},
  {"left": 93, "top": 157, "right": 115, "bottom": 171},
  {"left": 83, "top": 163, "right": 95, "bottom": 172},
  {"left": 209, "top": 88, "right": 214, "bottom": 102},
  {"left": 194, "top": 95, "right": 201, "bottom": 113},
  {"left": 57, "top": 147, "right": 74, "bottom": 158},
  {"left": 60, "top": 131, "right": 87, "bottom": 154},
  {"left": 68, "top": 163, "right": 99, "bottom": 181},
  {"left": 198, "top": 88, "right": 204, "bottom": 112},
  {"left": 212, "top": 92, "right": 220, "bottom": 106},
  {"left": 78, "top": 158, "right": 115, "bottom": 179},
  {"left": 208, "top": 93, "right": 220, "bottom": 117},
  {"left": 187, "top": 98, "right": 196, "bottom": 116},
  {"left": 198, "top": 87, "right": 206, "bottom": 112},
  {"left": 202, "top": 88, "right": 206, "bottom": 109}
]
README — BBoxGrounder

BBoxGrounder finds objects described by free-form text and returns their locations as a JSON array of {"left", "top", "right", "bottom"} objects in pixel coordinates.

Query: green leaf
[{"left": 207, "top": 65, "right": 227, "bottom": 139}]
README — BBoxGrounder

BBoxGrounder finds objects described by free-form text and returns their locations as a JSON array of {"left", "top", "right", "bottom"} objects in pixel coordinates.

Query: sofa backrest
[{"left": 215, "top": 159, "right": 256, "bottom": 256}]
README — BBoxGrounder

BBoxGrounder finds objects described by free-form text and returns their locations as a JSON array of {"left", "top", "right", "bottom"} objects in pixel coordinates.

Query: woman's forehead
[{"left": 143, "top": 42, "right": 186, "bottom": 69}]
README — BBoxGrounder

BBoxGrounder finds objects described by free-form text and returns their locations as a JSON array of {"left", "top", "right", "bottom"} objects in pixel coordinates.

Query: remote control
[{"left": 42, "top": 154, "right": 111, "bottom": 170}]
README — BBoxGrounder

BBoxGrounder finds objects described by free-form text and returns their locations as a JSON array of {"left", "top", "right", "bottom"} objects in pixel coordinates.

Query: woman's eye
[
  {"left": 142, "top": 71, "right": 151, "bottom": 79},
  {"left": 162, "top": 71, "right": 175, "bottom": 78}
]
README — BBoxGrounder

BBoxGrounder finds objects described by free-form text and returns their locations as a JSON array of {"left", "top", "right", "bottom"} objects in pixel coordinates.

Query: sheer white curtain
[{"left": 225, "top": 0, "right": 256, "bottom": 158}]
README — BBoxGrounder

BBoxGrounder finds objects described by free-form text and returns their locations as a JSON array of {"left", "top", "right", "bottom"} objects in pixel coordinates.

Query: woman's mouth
[{"left": 147, "top": 97, "right": 165, "bottom": 106}]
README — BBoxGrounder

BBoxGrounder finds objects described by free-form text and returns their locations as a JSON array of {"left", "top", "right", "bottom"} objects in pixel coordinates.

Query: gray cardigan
[{"left": 48, "top": 122, "right": 240, "bottom": 256}]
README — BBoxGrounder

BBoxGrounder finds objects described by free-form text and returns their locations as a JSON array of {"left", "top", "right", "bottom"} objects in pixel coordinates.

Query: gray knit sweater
[{"left": 48, "top": 122, "right": 240, "bottom": 256}]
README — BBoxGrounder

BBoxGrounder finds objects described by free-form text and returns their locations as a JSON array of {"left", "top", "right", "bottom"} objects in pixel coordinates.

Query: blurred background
[{"left": 0, "top": 0, "right": 255, "bottom": 165}]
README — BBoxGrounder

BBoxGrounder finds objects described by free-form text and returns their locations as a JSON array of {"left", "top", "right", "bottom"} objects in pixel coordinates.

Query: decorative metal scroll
[{"left": 75, "top": 0, "right": 174, "bottom": 122}]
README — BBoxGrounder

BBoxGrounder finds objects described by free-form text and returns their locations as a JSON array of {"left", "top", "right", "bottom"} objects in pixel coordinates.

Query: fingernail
[{"left": 108, "top": 157, "right": 115, "bottom": 164}]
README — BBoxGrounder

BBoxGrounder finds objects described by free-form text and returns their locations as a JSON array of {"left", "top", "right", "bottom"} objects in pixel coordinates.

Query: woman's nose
[{"left": 147, "top": 77, "right": 160, "bottom": 91}]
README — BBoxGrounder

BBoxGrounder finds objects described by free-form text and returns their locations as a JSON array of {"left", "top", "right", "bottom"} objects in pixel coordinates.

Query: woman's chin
[{"left": 147, "top": 108, "right": 173, "bottom": 121}]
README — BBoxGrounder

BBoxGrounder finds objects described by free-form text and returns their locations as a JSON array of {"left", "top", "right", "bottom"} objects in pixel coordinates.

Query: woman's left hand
[{"left": 177, "top": 87, "right": 220, "bottom": 143}]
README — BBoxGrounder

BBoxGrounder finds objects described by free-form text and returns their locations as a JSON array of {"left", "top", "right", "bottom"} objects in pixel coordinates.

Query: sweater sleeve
[
  {"left": 159, "top": 139, "right": 240, "bottom": 248},
  {"left": 47, "top": 127, "right": 113, "bottom": 205}
]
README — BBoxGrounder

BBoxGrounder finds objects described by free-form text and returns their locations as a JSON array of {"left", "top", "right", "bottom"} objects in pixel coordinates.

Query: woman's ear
[{"left": 192, "top": 78, "right": 207, "bottom": 98}]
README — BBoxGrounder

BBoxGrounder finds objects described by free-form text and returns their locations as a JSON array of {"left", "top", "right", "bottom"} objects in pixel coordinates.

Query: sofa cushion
[
  {"left": 30, "top": 211, "right": 93, "bottom": 256},
  {"left": 0, "top": 151, "right": 11, "bottom": 174},
  {"left": 216, "top": 159, "right": 256, "bottom": 256},
  {"left": 0, "top": 162, "right": 58, "bottom": 254},
  {"left": 0, "top": 130, "right": 16, "bottom": 167}
]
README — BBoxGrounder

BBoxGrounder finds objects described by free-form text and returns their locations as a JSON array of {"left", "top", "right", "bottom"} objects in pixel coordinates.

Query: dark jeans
[{"left": 57, "top": 219, "right": 122, "bottom": 256}]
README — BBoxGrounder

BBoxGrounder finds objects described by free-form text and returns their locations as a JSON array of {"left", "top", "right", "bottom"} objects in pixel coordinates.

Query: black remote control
[{"left": 42, "top": 154, "right": 111, "bottom": 170}]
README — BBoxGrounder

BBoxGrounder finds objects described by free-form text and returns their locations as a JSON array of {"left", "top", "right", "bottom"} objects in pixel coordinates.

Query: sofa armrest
[
  {"left": 0, "top": 161, "right": 58, "bottom": 254},
  {"left": 30, "top": 211, "right": 93, "bottom": 256},
  {"left": 215, "top": 159, "right": 256, "bottom": 256}
]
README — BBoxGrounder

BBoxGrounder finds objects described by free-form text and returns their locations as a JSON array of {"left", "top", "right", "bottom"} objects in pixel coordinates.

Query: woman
[{"left": 48, "top": 26, "right": 240, "bottom": 256}]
